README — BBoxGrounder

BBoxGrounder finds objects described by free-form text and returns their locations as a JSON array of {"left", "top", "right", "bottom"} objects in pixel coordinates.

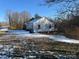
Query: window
[
  {"left": 38, "top": 25, "right": 40, "bottom": 29},
  {"left": 49, "top": 24, "right": 51, "bottom": 28}
]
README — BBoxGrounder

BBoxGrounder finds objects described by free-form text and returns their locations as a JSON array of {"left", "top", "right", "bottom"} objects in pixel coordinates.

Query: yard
[{"left": 0, "top": 30, "right": 78, "bottom": 59}]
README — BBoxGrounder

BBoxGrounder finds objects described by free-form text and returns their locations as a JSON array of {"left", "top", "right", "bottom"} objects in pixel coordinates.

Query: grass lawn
[{"left": 0, "top": 31, "right": 6, "bottom": 35}]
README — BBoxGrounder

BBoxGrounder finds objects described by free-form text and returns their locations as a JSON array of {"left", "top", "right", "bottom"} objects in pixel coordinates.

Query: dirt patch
[{"left": 64, "top": 27, "right": 79, "bottom": 40}]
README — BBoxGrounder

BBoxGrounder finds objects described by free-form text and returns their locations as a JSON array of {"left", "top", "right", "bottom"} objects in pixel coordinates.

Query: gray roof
[{"left": 25, "top": 17, "right": 54, "bottom": 25}]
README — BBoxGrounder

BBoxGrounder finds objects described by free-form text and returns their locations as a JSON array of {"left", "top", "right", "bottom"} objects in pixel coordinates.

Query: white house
[{"left": 25, "top": 17, "right": 55, "bottom": 33}]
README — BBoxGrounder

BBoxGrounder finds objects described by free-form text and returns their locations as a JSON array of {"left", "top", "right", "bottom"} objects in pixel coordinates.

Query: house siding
[
  {"left": 25, "top": 17, "right": 55, "bottom": 33},
  {"left": 33, "top": 17, "right": 55, "bottom": 32}
]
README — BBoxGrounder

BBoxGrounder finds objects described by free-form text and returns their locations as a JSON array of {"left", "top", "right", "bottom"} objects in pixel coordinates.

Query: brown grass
[{"left": 65, "top": 27, "right": 79, "bottom": 40}]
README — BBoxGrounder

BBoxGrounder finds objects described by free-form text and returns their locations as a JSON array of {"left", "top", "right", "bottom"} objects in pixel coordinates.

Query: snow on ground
[
  {"left": 0, "top": 30, "right": 79, "bottom": 44},
  {"left": 49, "top": 35, "right": 79, "bottom": 44},
  {"left": 7, "top": 30, "right": 29, "bottom": 35},
  {"left": 19, "top": 33, "right": 79, "bottom": 44},
  {"left": 0, "top": 55, "right": 8, "bottom": 59}
]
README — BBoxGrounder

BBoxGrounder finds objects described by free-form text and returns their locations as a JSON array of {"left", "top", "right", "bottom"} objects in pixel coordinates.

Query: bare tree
[
  {"left": 43, "top": 0, "right": 79, "bottom": 19},
  {"left": 19, "top": 11, "right": 31, "bottom": 29},
  {"left": 20, "top": 11, "right": 31, "bottom": 23},
  {"left": 34, "top": 14, "right": 41, "bottom": 19},
  {"left": 6, "top": 10, "right": 13, "bottom": 29},
  {"left": 6, "top": 10, "right": 31, "bottom": 29}
]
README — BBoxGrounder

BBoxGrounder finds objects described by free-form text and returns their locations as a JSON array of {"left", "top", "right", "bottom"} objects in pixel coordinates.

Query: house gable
[
  {"left": 33, "top": 17, "right": 54, "bottom": 32},
  {"left": 34, "top": 17, "right": 53, "bottom": 25}
]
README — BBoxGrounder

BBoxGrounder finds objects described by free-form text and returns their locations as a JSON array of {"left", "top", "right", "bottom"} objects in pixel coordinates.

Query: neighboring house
[{"left": 25, "top": 17, "right": 55, "bottom": 33}]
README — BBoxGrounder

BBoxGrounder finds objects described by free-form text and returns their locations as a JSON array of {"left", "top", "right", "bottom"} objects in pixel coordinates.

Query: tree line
[
  {"left": 7, "top": 11, "right": 31, "bottom": 29},
  {"left": 43, "top": 0, "right": 79, "bottom": 33}
]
